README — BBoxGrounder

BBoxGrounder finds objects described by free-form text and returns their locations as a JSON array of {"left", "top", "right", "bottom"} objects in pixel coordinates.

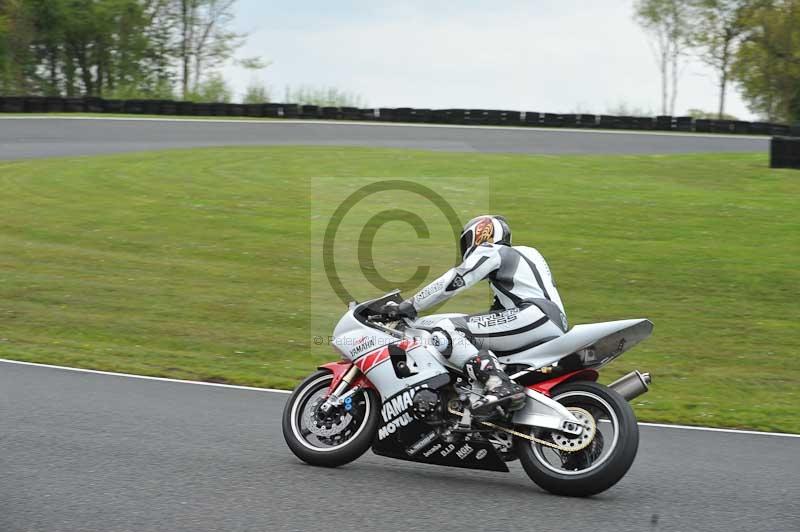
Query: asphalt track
[
  {"left": 0, "top": 116, "right": 769, "bottom": 159},
  {"left": 1, "top": 361, "right": 798, "bottom": 532}
]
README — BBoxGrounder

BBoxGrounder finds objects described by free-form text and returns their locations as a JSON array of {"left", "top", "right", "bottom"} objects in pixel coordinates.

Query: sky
[{"left": 223, "top": 0, "right": 756, "bottom": 120}]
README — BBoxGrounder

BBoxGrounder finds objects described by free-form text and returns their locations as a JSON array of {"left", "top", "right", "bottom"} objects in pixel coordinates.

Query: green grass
[{"left": 0, "top": 146, "right": 798, "bottom": 432}]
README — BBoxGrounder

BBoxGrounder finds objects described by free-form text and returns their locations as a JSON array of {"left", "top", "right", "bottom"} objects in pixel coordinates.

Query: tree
[
  {"left": 242, "top": 81, "right": 269, "bottom": 103},
  {"left": 0, "top": 0, "right": 37, "bottom": 94},
  {"left": 22, "top": 0, "right": 159, "bottom": 97},
  {"left": 142, "top": 0, "right": 178, "bottom": 95},
  {"left": 187, "top": 71, "right": 231, "bottom": 101},
  {"left": 634, "top": 0, "right": 693, "bottom": 115},
  {"left": 284, "top": 85, "right": 366, "bottom": 107},
  {"left": 27, "top": 0, "right": 66, "bottom": 95},
  {"left": 732, "top": 0, "right": 800, "bottom": 122},
  {"left": 174, "top": 0, "right": 244, "bottom": 99},
  {"left": 687, "top": 0, "right": 751, "bottom": 118},
  {"left": 239, "top": 55, "right": 270, "bottom": 103},
  {"left": 687, "top": 107, "right": 739, "bottom": 119},
  {"left": 605, "top": 102, "right": 655, "bottom": 116},
  {"left": 0, "top": 0, "right": 258, "bottom": 100}
]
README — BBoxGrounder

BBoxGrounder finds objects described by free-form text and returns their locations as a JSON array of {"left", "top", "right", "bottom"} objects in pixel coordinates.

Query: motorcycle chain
[{"left": 447, "top": 405, "right": 595, "bottom": 453}]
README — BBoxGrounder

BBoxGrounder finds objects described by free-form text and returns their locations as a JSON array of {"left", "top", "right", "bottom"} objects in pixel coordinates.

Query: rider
[{"left": 381, "top": 215, "right": 568, "bottom": 415}]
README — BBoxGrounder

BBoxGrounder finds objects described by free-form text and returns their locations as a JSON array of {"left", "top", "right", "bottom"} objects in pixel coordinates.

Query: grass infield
[{"left": 0, "top": 146, "right": 797, "bottom": 432}]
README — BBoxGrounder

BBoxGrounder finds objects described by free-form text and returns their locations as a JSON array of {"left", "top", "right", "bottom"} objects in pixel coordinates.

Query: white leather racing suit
[{"left": 411, "top": 243, "right": 568, "bottom": 368}]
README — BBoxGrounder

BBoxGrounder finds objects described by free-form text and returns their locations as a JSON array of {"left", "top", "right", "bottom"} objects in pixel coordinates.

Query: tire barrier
[
  {"left": 0, "top": 95, "right": 793, "bottom": 136},
  {"left": 770, "top": 136, "right": 800, "bottom": 169}
]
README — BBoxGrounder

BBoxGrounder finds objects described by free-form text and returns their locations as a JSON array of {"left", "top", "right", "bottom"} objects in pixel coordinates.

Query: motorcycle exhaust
[{"left": 609, "top": 370, "right": 651, "bottom": 401}]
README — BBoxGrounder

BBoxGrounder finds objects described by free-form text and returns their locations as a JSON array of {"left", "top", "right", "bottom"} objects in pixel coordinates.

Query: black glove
[{"left": 378, "top": 299, "right": 417, "bottom": 320}]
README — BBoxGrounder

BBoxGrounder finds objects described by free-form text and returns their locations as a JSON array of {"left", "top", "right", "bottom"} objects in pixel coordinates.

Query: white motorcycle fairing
[
  {"left": 332, "top": 292, "right": 652, "bottom": 436},
  {"left": 500, "top": 318, "right": 654, "bottom": 369},
  {"left": 411, "top": 314, "right": 653, "bottom": 371}
]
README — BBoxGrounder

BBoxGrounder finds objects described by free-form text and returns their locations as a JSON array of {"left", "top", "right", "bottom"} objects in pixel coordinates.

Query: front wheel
[
  {"left": 282, "top": 369, "right": 381, "bottom": 467},
  {"left": 515, "top": 381, "right": 639, "bottom": 497}
]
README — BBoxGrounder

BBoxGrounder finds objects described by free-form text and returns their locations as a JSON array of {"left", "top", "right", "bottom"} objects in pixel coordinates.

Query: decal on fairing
[
  {"left": 350, "top": 336, "right": 377, "bottom": 357},
  {"left": 406, "top": 431, "right": 438, "bottom": 456},
  {"left": 370, "top": 377, "right": 509, "bottom": 473},
  {"left": 354, "top": 346, "right": 391, "bottom": 374},
  {"left": 612, "top": 338, "right": 627, "bottom": 356},
  {"left": 455, "top": 443, "right": 474, "bottom": 460},
  {"left": 356, "top": 338, "right": 418, "bottom": 376},
  {"left": 422, "top": 444, "right": 442, "bottom": 457},
  {"left": 377, "top": 386, "right": 420, "bottom": 440}
]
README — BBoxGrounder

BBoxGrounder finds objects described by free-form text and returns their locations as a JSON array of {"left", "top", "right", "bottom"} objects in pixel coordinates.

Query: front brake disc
[{"left": 304, "top": 397, "right": 353, "bottom": 438}]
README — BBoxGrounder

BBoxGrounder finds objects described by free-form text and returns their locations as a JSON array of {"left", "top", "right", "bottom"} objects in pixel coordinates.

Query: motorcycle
[{"left": 282, "top": 290, "right": 653, "bottom": 497}]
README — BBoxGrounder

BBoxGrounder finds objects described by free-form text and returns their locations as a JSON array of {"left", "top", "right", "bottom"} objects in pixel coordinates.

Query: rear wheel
[
  {"left": 282, "top": 370, "right": 380, "bottom": 467},
  {"left": 515, "top": 381, "right": 639, "bottom": 497}
]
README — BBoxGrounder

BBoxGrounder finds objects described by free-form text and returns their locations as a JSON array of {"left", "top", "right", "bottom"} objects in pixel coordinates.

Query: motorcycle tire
[
  {"left": 282, "top": 369, "right": 381, "bottom": 467},
  {"left": 515, "top": 381, "right": 639, "bottom": 497}
]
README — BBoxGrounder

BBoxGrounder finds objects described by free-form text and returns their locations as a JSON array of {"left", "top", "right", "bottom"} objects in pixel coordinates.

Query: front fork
[{"left": 319, "top": 364, "right": 362, "bottom": 414}]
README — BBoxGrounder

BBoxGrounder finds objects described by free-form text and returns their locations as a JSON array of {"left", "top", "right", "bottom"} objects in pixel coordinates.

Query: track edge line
[{"left": 0, "top": 357, "right": 291, "bottom": 394}]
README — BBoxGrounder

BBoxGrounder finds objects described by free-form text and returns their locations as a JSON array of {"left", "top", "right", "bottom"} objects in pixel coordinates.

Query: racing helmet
[{"left": 459, "top": 215, "right": 511, "bottom": 258}]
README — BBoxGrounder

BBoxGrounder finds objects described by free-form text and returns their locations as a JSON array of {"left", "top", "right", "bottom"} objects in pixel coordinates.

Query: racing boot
[{"left": 464, "top": 351, "right": 526, "bottom": 416}]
